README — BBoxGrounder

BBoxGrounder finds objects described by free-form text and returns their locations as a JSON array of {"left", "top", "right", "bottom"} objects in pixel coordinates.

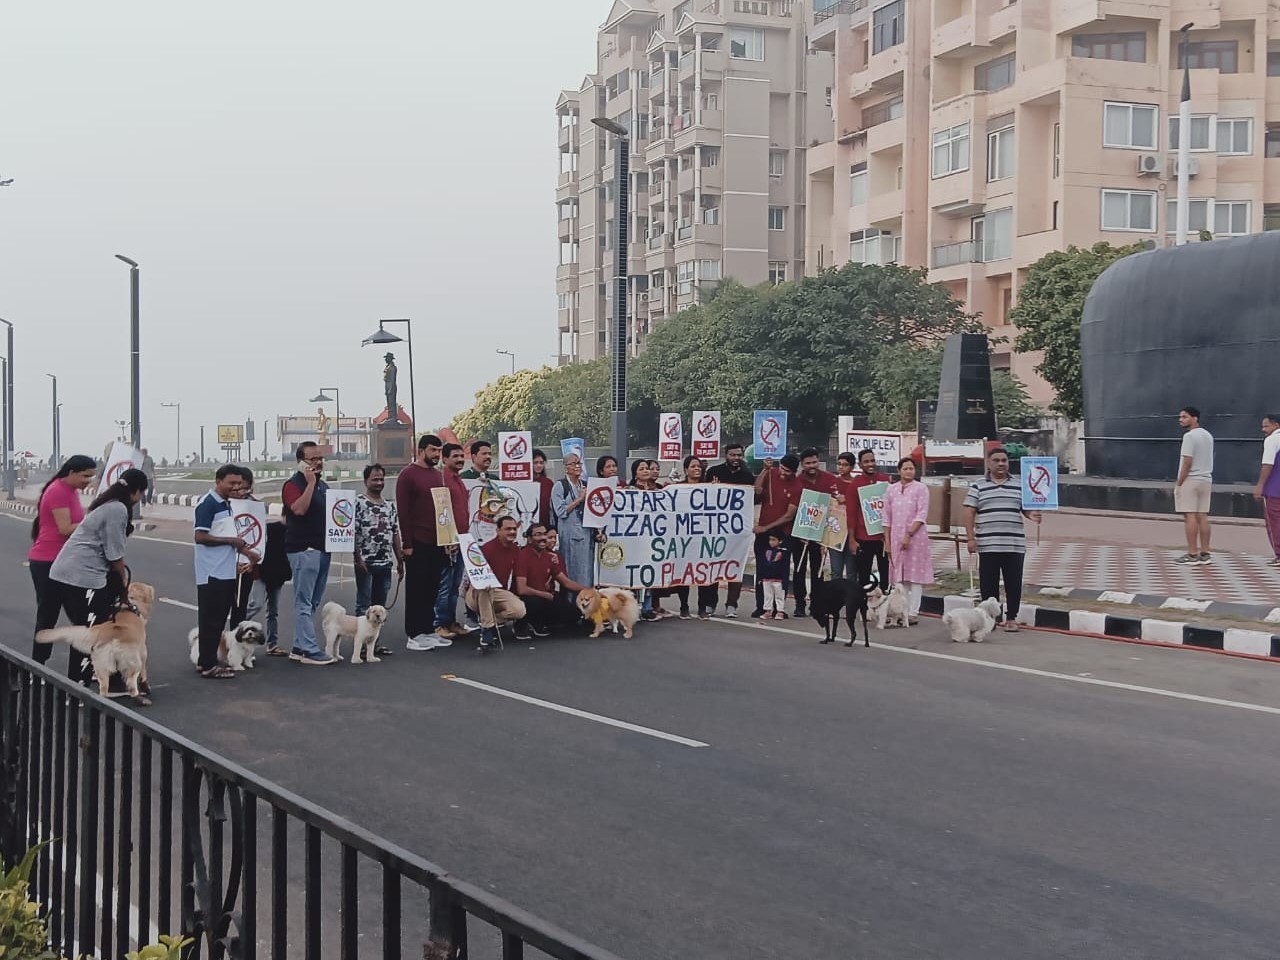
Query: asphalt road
[{"left": 4, "top": 510, "right": 1280, "bottom": 959}]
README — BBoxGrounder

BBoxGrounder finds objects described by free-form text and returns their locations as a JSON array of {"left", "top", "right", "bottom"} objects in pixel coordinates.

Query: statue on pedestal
[
  {"left": 383, "top": 353, "right": 400, "bottom": 423},
  {"left": 316, "top": 407, "right": 331, "bottom": 448}
]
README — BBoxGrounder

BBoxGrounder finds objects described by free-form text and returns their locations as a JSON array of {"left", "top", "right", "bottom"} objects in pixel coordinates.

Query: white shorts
[{"left": 1174, "top": 479, "right": 1211, "bottom": 515}]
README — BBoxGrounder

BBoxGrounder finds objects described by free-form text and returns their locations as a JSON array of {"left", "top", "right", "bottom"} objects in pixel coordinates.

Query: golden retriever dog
[
  {"left": 187, "top": 620, "right": 267, "bottom": 671},
  {"left": 575, "top": 587, "right": 640, "bottom": 639},
  {"left": 321, "top": 602, "right": 388, "bottom": 663},
  {"left": 37, "top": 582, "right": 155, "bottom": 699}
]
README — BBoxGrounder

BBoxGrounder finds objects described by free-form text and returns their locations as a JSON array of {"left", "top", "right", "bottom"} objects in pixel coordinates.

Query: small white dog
[
  {"left": 321, "top": 602, "right": 388, "bottom": 663},
  {"left": 188, "top": 620, "right": 266, "bottom": 672},
  {"left": 868, "top": 584, "right": 910, "bottom": 629},
  {"left": 942, "top": 597, "right": 1004, "bottom": 643}
]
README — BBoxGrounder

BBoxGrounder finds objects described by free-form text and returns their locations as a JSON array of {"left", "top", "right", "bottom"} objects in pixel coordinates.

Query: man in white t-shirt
[
  {"left": 1174, "top": 406, "right": 1214, "bottom": 565},
  {"left": 1255, "top": 413, "right": 1280, "bottom": 567}
]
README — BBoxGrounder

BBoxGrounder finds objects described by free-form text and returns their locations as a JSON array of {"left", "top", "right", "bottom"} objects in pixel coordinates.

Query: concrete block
[
  {"left": 1223, "top": 629, "right": 1275, "bottom": 657},
  {"left": 1068, "top": 610, "right": 1108, "bottom": 634},
  {"left": 1016, "top": 604, "right": 1037, "bottom": 625},
  {"left": 942, "top": 594, "right": 972, "bottom": 613},
  {"left": 1140, "top": 619, "right": 1186, "bottom": 645}
]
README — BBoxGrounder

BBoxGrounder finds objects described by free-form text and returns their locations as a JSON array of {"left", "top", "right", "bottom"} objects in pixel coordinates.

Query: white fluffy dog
[
  {"left": 942, "top": 597, "right": 1004, "bottom": 643},
  {"left": 868, "top": 585, "right": 910, "bottom": 629},
  {"left": 188, "top": 620, "right": 266, "bottom": 671},
  {"left": 322, "top": 602, "right": 388, "bottom": 663}
]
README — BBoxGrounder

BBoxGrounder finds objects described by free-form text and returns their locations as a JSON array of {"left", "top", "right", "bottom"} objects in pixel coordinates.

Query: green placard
[
  {"left": 858, "top": 482, "right": 888, "bottom": 537},
  {"left": 791, "top": 489, "right": 830, "bottom": 542}
]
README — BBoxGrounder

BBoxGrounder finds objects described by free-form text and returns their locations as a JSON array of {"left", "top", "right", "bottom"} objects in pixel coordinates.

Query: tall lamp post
[
  {"left": 361, "top": 319, "right": 416, "bottom": 432},
  {"left": 46, "top": 374, "right": 57, "bottom": 467},
  {"left": 55, "top": 404, "right": 62, "bottom": 467},
  {"left": 161, "top": 401, "right": 181, "bottom": 463},
  {"left": 496, "top": 349, "right": 515, "bottom": 375},
  {"left": 591, "top": 115, "right": 630, "bottom": 467},
  {"left": 1175, "top": 22, "right": 1194, "bottom": 246},
  {"left": 114, "top": 255, "right": 141, "bottom": 449},
  {"left": 0, "top": 318, "right": 13, "bottom": 498},
  {"left": 310, "top": 388, "right": 341, "bottom": 459}
]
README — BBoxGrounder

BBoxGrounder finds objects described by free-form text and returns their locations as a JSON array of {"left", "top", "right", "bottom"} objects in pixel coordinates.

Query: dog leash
[{"left": 384, "top": 569, "right": 403, "bottom": 611}]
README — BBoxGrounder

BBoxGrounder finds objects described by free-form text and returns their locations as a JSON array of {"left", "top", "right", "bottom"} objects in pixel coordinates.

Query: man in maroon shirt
[
  {"left": 751, "top": 453, "right": 801, "bottom": 617},
  {"left": 847, "top": 448, "right": 891, "bottom": 589},
  {"left": 791, "top": 448, "right": 841, "bottom": 617},
  {"left": 395, "top": 434, "right": 446, "bottom": 651},
  {"left": 436, "top": 443, "right": 473, "bottom": 642},
  {"left": 463, "top": 516, "right": 527, "bottom": 652},
  {"left": 516, "top": 522, "right": 589, "bottom": 634}
]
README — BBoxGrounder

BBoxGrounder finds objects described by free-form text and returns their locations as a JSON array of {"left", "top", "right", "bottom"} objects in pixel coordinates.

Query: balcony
[
  {"left": 556, "top": 262, "right": 579, "bottom": 281},
  {"left": 558, "top": 124, "right": 577, "bottom": 151},
  {"left": 811, "top": 0, "right": 869, "bottom": 51},
  {"left": 557, "top": 217, "right": 576, "bottom": 241},
  {"left": 648, "top": 233, "right": 669, "bottom": 250},
  {"left": 931, "top": 239, "right": 980, "bottom": 268},
  {"left": 674, "top": 111, "right": 723, "bottom": 152},
  {"left": 931, "top": 15, "right": 975, "bottom": 59},
  {"left": 646, "top": 135, "right": 674, "bottom": 165},
  {"left": 556, "top": 174, "right": 578, "bottom": 203},
  {"left": 867, "top": 188, "right": 904, "bottom": 225},
  {"left": 728, "top": 0, "right": 797, "bottom": 18}
]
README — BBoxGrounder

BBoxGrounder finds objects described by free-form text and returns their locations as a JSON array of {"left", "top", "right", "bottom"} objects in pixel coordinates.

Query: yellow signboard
[{"left": 217, "top": 424, "right": 244, "bottom": 444}]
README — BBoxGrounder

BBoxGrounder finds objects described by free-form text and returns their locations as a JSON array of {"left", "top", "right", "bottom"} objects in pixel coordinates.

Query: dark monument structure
[
  {"left": 933, "top": 333, "right": 997, "bottom": 440},
  {"left": 1081, "top": 231, "right": 1280, "bottom": 485},
  {"left": 374, "top": 352, "right": 413, "bottom": 464}
]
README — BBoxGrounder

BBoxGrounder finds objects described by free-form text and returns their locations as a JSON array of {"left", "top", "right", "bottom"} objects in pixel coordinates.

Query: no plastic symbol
[
  {"left": 696, "top": 414, "right": 717, "bottom": 438},
  {"left": 234, "top": 514, "right": 263, "bottom": 551},
  {"left": 586, "top": 486, "right": 615, "bottom": 518},
  {"left": 465, "top": 542, "right": 486, "bottom": 567},
  {"left": 1028, "top": 465, "right": 1052, "bottom": 498},
  {"left": 106, "top": 460, "right": 135, "bottom": 486},
  {"left": 663, "top": 417, "right": 680, "bottom": 440},
  {"left": 759, "top": 417, "right": 781, "bottom": 446},
  {"left": 330, "top": 500, "right": 353, "bottom": 528},
  {"left": 503, "top": 435, "right": 528, "bottom": 460}
]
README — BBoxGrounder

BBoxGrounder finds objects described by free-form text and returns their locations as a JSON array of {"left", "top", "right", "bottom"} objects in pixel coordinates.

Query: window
[
  {"left": 1052, "top": 122, "right": 1061, "bottom": 178},
  {"left": 871, "top": 0, "right": 904, "bottom": 54},
  {"left": 1168, "top": 115, "right": 1213, "bottom": 151},
  {"left": 1268, "top": 124, "right": 1280, "bottom": 158},
  {"left": 559, "top": 201, "right": 578, "bottom": 220},
  {"left": 560, "top": 152, "right": 577, "bottom": 174},
  {"left": 987, "top": 123, "right": 1014, "bottom": 181},
  {"left": 768, "top": 261, "right": 788, "bottom": 284},
  {"left": 701, "top": 147, "right": 721, "bottom": 167},
  {"left": 1101, "top": 189, "right": 1156, "bottom": 231},
  {"left": 559, "top": 241, "right": 579, "bottom": 264},
  {"left": 1103, "top": 102, "right": 1157, "bottom": 149},
  {"left": 975, "top": 53, "right": 1016, "bottom": 92},
  {"left": 768, "top": 206, "right": 786, "bottom": 230},
  {"left": 676, "top": 260, "right": 695, "bottom": 295},
  {"left": 1164, "top": 198, "right": 1210, "bottom": 233},
  {"left": 1213, "top": 200, "right": 1250, "bottom": 236},
  {"left": 849, "top": 162, "right": 868, "bottom": 205},
  {"left": 982, "top": 208, "right": 1013, "bottom": 261},
  {"left": 1270, "top": 52, "right": 1280, "bottom": 77},
  {"left": 848, "top": 228, "right": 893, "bottom": 264},
  {"left": 729, "top": 27, "right": 765, "bottom": 60},
  {"left": 1217, "top": 118, "right": 1252, "bottom": 155},
  {"left": 1265, "top": 205, "right": 1280, "bottom": 232},
  {"left": 674, "top": 1, "right": 690, "bottom": 22},
  {"left": 697, "top": 259, "right": 721, "bottom": 280},
  {"left": 1072, "top": 31, "right": 1146, "bottom": 62},
  {"left": 932, "top": 123, "right": 970, "bottom": 177},
  {"left": 769, "top": 151, "right": 786, "bottom": 178},
  {"left": 862, "top": 96, "right": 904, "bottom": 127},
  {"left": 1178, "top": 40, "right": 1238, "bottom": 74}
]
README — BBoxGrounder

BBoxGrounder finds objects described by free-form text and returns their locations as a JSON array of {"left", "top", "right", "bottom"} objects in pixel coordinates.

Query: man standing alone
[
  {"left": 1174, "top": 406, "right": 1214, "bottom": 565},
  {"left": 1256, "top": 413, "right": 1280, "bottom": 567},
  {"left": 281, "top": 443, "right": 337, "bottom": 664},
  {"left": 963, "top": 448, "right": 1040, "bottom": 632}
]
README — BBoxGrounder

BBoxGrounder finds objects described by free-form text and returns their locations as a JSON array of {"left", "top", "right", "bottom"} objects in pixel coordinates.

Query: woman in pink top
[
  {"left": 29, "top": 455, "right": 97, "bottom": 663},
  {"left": 883, "top": 457, "right": 934, "bottom": 624}
]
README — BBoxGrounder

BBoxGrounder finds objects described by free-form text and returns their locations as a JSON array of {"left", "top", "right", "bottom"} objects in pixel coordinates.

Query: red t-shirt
[
  {"left": 756, "top": 469, "right": 803, "bottom": 529},
  {"left": 442, "top": 468, "right": 470, "bottom": 535},
  {"left": 534, "top": 475, "right": 554, "bottom": 528},
  {"left": 395, "top": 462, "right": 444, "bottom": 547},
  {"left": 516, "top": 545, "right": 564, "bottom": 594},
  {"left": 29, "top": 478, "right": 85, "bottom": 562},
  {"left": 481, "top": 538, "right": 522, "bottom": 589},
  {"left": 799, "top": 468, "right": 839, "bottom": 495},
  {"left": 847, "top": 472, "right": 891, "bottom": 542}
]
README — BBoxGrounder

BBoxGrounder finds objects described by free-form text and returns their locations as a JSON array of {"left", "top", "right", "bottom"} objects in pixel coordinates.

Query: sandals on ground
[
  {"left": 199, "top": 665, "right": 236, "bottom": 679},
  {"left": 266, "top": 647, "right": 289, "bottom": 657}
]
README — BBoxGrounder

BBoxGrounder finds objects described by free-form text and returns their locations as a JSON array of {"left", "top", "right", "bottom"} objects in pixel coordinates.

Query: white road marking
[
  {"left": 159, "top": 597, "right": 199, "bottom": 611},
  {"left": 446, "top": 676, "right": 710, "bottom": 747},
  {"left": 136, "top": 535, "right": 194, "bottom": 547},
  {"left": 747, "top": 621, "right": 1280, "bottom": 717}
]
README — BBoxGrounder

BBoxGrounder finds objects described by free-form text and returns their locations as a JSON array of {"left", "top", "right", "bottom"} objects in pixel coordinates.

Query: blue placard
[
  {"left": 1020, "top": 456, "right": 1059, "bottom": 510},
  {"left": 753, "top": 410, "right": 788, "bottom": 459},
  {"left": 560, "top": 437, "right": 588, "bottom": 476}
]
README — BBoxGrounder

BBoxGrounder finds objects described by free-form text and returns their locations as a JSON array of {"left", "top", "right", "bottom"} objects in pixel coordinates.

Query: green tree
[
  {"left": 533, "top": 357, "right": 613, "bottom": 445},
  {"left": 451, "top": 368, "right": 549, "bottom": 441},
  {"left": 1011, "top": 241, "right": 1145, "bottom": 420}
]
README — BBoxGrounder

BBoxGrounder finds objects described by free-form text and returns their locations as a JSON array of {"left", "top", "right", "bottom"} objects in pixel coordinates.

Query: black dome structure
[{"left": 1081, "top": 231, "right": 1280, "bottom": 484}]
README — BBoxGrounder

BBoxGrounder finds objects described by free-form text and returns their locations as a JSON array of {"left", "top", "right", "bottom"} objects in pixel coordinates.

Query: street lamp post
[
  {"left": 161, "top": 401, "right": 181, "bottom": 464},
  {"left": 310, "top": 389, "right": 341, "bottom": 460},
  {"left": 115, "top": 256, "right": 141, "bottom": 449},
  {"left": 55, "top": 404, "right": 62, "bottom": 467},
  {"left": 46, "top": 374, "right": 57, "bottom": 467},
  {"left": 496, "top": 349, "right": 516, "bottom": 375},
  {"left": 361, "top": 319, "right": 416, "bottom": 432},
  {"left": 0, "top": 319, "right": 13, "bottom": 498},
  {"left": 591, "top": 115, "right": 631, "bottom": 468},
  {"left": 1175, "top": 23, "right": 1194, "bottom": 247}
]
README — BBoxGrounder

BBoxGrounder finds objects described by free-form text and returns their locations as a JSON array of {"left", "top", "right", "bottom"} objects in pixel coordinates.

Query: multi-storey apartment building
[
  {"left": 806, "top": 0, "right": 1280, "bottom": 399},
  {"left": 556, "top": 0, "right": 833, "bottom": 364}
]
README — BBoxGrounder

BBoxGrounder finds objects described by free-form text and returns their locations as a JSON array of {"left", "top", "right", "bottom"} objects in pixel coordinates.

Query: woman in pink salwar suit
[{"left": 883, "top": 457, "right": 933, "bottom": 623}]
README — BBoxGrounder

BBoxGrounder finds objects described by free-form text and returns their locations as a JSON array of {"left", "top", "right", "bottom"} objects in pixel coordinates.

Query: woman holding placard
[{"left": 883, "top": 457, "right": 933, "bottom": 624}]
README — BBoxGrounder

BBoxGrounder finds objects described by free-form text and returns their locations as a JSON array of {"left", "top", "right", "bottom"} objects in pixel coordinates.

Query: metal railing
[
  {"left": 0, "top": 646, "right": 625, "bottom": 960},
  {"left": 931, "top": 239, "right": 981, "bottom": 268},
  {"left": 813, "top": 0, "right": 867, "bottom": 24}
]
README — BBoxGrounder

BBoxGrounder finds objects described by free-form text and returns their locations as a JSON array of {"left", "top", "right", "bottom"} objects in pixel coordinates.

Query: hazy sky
[{"left": 0, "top": 0, "right": 603, "bottom": 462}]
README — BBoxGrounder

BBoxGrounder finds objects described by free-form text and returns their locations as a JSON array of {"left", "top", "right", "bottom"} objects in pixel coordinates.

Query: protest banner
[
  {"left": 857, "top": 482, "right": 888, "bottom": 536},
  {"left": 1020, "top": 457, "right": 1059, "bottom": 510},
  {"left": 458, "top": 533, "right": 502, "bottom": 589},
  {"left": 498, "top": 431, "right": 533, "bottom": 481},
  {"left": 560, "top": 437, "right": 587, "bottom": 475},
  {"left": 837, "top": 418, "right": 902, "bottom": 470},
  {"left": 791, "top": 489, "right": 830, "bottom": 542},
  {"left": 583, "top": 477, "right": 619, "bottom": 529},
  {"left": 594, "top": 484, "right": 752, "bottom": 590},
  {"left": 229, "top": 498, "right": 268, "bottom": 562},
  {"left": 659, "top": 413, "right": 683, "bottom": 461},
  {"left": 691, "top": 410, "right": 721, "bottom": 460},
  {"left": 753, "top": 410, "right": 787, "bottom": 459},
  {"left": 822, "top": 496, "right": 847, "bottom": 550},
  {"left": 432, "top": 487, "right": 458, "bottom": 546},
  {"left": 99, "top": 441, "right": 144, "bottom": 493},
  {"left": 463, "top": 478, "right": 540, "bottom": 544},
  {"left": 325, "top": 490, "right": 356, "bottom": 552}
]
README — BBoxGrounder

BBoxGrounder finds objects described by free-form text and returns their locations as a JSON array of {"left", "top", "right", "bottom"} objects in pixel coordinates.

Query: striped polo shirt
[{"left": 964, "top": 476, "right": 1026, "bottom": 554}]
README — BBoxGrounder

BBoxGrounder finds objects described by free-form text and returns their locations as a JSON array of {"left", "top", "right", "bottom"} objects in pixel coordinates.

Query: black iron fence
[{"left": 0, "top": 645, "right": 625, "bottom": 960}]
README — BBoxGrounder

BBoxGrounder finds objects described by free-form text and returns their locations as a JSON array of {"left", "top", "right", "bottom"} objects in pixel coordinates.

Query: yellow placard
[
  {"left": 217, "top": 424, "right": 244, "bottom": 444},
  {"left": 822, "top": 494, "right": 847, "bottom": 551},
  {"left": 433, "top": 487, "right": 458, "bottom": 546}
]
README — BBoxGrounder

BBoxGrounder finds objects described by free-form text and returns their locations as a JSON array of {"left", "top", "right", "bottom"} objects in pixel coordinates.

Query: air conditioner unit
[
  {"left": 1169, "top": 156, "right": 1200, "bottom": 177},
  {"left": 1136, "top": 153, "right": 1161, "bottom": 176}
]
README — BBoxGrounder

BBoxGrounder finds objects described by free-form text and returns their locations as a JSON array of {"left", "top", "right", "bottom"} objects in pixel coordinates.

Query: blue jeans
[
  {"left": 247, "top": 580, "right": 282, "bottom": 648},
  {"left": 355, "top": 564, "right": 393, "bottom": 616},
  {"left": 828, "top": 546, "right": 855, "bottom": 580},
  {"left": 435, "top": 548, "right": 464, "bottom": 628},
  {"left": 288, "top": 549, "right": 331, "bottom": 657}
]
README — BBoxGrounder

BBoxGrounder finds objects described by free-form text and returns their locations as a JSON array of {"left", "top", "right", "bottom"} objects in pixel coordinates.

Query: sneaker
[
  {"left": 750, "top": 609, "right": 765, "bottom": 619},
  {"left": 724, "top": 606, "right": 738, "bottom": 619},
  {"left": 406, "top": 634, "right": 441, "bottom": 652},
  {"left": 1197, "top": 552, "right": 1212, "bottom": 565},
  {"left": 292, "top": 651, "right": 336, "bottom": 666},
  {"left": 679, "top": 608, "right": 692, "bottom": 620},
  {"left": 794, "top": 606, "right": 807, "bottom": 618},
  {"left": 530, "top": 623, "right": 551, "bottom": 637},
  {"left": 374, "top": 645, "right": 394, "bottom": 657},
  {"left": 698, "top": 608, "right": 711, "bottom": 620},
  {"left": 513, "top": 622, "right": 533, "bottom": 641},
  {"left": 450, "top": 621, "right": 476, "bottom": 636},
  {"left": 434, "top": 627, "right": 457, "bottom": 645},
  {"left": 1173, "top": 553, "right": 1199, "bottom": 565},
  {"left": 641, "top": 610, "right": 659, "bottom": 622},
  {"left": 476, "top": 627, "right": 499, "bottom": 655}
]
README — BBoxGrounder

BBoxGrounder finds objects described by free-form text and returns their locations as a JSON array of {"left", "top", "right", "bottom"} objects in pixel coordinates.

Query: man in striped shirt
[{"left": 963, "top": 448, "right": 1041, "bottom": 632}]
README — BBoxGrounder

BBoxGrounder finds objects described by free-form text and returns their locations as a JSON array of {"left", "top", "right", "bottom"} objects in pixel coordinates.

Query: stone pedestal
[{"left": 374, "top": 421, "right": 413, "bottom": 466}]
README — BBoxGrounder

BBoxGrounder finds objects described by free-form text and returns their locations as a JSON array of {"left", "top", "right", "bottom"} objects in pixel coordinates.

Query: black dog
[{"left": 810, "top": 578, "right": 871, "bottom": 648}]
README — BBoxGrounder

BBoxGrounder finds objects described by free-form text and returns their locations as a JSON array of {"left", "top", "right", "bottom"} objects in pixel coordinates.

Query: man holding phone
[{"left": 281, "top": 441, "right": 337, "bottom": 665}]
